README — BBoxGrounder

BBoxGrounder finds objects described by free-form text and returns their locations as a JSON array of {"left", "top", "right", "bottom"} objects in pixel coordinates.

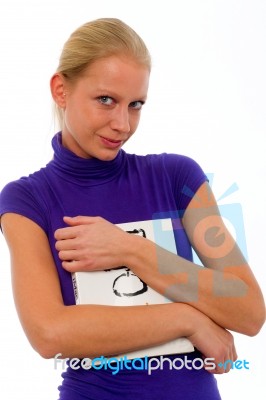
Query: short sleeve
[
  {"left": 0, "top": 179, "right": 48, "bottom": 233},
  {"left": 163, "top": 154, "right": 208, "bottom": 215}
]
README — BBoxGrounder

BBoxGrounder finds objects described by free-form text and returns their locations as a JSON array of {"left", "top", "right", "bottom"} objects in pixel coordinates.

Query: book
[{"left": 72, "top": 218, "right": 194, "bottom": 359}]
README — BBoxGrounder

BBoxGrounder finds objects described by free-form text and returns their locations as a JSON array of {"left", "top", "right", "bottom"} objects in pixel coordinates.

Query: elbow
[
  {"left": 239, "top": 285, "right": 266, "bottom": 337},
  {"left": 37, "top": 340, "right": 60, "bottom": 360},
  {"left": 241, "top": 305, "right": 266, "bottom": 337},
  {"left": 248, "top": 309, "right": 266, "bottom": 337},
  {"left": 29, "top": 322, "right": 63, "bottom": 360},
  {"left": 248, "top": 292, "right": 266, "bottom": 336}
]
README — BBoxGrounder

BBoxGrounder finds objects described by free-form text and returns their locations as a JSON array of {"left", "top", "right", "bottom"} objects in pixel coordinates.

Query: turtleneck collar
[{"left": 47, "top": 132, "right": 126, "bottom": 185}]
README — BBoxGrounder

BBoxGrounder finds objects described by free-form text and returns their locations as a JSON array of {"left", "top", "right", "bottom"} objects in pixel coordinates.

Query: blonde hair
[{"left": 55, "top": 18, "right": 151, "bottom": 127}]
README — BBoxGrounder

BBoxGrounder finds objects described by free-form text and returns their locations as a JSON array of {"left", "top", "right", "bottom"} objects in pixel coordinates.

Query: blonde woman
[{"left": 0, "top": 18, "right": 265, "bottom": 399}]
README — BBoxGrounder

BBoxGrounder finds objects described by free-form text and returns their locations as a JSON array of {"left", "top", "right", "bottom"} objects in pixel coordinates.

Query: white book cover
[{"left": 72, "top": 218, "right": 194, "bottom": 359}]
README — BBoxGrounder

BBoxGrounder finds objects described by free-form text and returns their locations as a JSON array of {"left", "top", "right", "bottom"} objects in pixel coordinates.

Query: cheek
[
  {"left": 129, "top": 113, "right": 141, "bottom": 132},
  {"left": 64, "top": 104, "right": 87, "bottom": 131}
]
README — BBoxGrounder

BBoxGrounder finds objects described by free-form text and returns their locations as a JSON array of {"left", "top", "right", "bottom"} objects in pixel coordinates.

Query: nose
[{"left": 110, "top": 106, "right": 130, "bottom": 134}]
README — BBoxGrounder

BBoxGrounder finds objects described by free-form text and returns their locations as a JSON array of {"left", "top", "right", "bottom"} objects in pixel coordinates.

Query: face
[{"left": 60, "top": 55, "right": 150, "bottom": 160}]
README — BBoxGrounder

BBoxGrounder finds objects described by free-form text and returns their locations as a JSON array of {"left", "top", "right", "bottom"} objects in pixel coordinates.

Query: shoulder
[
  {"left": 124, "top": 151, "right": 207, "bottom": 212},
  {"left": 0, "top": 168, "right": 46, "bottom": 199},
  {"left": 0, "top": 169, "right": 49, "bottom": 232},
  {"left": 1, "top": 176, "right": 35, "bottom": 202},
  {"left": 125, "top": 151, "right": 204, "bottom": 176}
]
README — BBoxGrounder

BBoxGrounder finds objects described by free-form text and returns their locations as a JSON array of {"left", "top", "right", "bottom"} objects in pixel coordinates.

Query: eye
[
  {"left": 98, "top": 96, "right": 114, "bottom": 106},
  {"left": 129, "top": 101, "right": 144, "bottom": 110}
]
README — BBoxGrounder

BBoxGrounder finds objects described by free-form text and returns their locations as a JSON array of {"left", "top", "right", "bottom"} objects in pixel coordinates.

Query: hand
[
  {"left": 187, "top": 311, "right": 237, "bottom": 374},
  {"left": 54, "top": 216, "right": 129, "bottom": 272}
]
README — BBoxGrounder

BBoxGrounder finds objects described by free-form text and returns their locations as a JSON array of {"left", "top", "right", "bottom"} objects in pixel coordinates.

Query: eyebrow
[{"left": 95, "top": 88, "right": 147, "bottom": 102}]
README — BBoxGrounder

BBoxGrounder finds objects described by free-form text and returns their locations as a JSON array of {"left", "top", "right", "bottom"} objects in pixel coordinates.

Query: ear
[{"left": 50, "top": 73, "right": 67, "bottom": 108}]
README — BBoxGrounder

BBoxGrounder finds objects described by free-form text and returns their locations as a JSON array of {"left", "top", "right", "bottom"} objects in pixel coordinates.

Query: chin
[{"left": 96, "top": 149, "right": 120, "bottom": 162}]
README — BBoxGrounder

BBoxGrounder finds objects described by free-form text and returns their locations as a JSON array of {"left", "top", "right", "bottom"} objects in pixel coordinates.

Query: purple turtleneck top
[{"left": 0, "top": 133, "right": 221, "bottom": 399}]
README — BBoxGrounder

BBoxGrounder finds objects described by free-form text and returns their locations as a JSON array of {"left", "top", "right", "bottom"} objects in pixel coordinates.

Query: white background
[{"left": 0, "top": 0, "right": 265, "bottom": 398}]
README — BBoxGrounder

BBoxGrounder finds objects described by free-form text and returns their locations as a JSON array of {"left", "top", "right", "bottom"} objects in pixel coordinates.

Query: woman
[{"left": 0, "top": 18, "right": 265, "bottom": 399}]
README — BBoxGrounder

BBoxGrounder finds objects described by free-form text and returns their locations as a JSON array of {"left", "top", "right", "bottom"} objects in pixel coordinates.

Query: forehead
[{"left": 77, "top": 55, "right": 150, "bottom": 98}]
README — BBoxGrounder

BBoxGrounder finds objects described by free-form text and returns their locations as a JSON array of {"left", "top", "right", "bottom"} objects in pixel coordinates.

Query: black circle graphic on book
[{"left": 112, "top": 269, "right": 148, "bottom": 297}]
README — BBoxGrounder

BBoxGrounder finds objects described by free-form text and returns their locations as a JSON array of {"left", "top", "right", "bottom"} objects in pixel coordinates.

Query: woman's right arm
[{"left": 1, "top": 213, "right": 236, "bottom": 371}]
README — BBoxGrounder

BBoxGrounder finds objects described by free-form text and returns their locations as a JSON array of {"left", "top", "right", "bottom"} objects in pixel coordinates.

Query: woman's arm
[
  {"left": 54, "top": 183, "right": 265, "bottom": 336},
  {"left": 129, "top": 182, "right": 266, "bottom": 335},
  {"left": 1, "top": 212, "right": 237, "bottom": 371}
]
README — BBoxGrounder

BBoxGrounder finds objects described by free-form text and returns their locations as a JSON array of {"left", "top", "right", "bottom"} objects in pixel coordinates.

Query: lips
[
  {"left": 100, "top": 136, "right": 123, "bottom": 149},
  {"left": 104, "top": 137, "right": 121, "bottom": 143}
]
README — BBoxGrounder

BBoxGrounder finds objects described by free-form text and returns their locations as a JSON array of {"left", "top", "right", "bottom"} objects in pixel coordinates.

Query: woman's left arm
[{"left": 126, "top": 182, "right": 266, "bottom": 335}]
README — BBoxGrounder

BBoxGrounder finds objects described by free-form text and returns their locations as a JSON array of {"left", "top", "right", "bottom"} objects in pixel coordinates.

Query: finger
[
  {"left": 222, "top": 356, "right": 235, "bottom": 373},
  {"left": 54, "top": 226, "right": 77, "bottom": 240},
  {"left": 62, "top": 259, "right": 93, "bottom": 272},
  {"left": 61, "top": 260, "right": 78, "bottom": 272},
  {"left": 232, "top": 347, "right": 238, "bottom": 362},
  {"left": 202, "top": 356, "right": 223, "bottom": 375},
  {"left": 63, "top": 215, "right": 99, "bottom": 226},
  {"left": 206, "top": 363, "right": 222, "bottom": 375},
  {"left": 212, "top": 356, "right": 231, "bottom": 374},
  {"left": 58, "top": 249, "right": 80, "bottom": 262},
  {"left": 213, "top": 363, "right": 229, "bottom": 375},
  {"left": 55, "top": 238, "right": 76, "bottom": 251},
  {"left": 213, "top": 367, "right": 224, "bottom": 375}
]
